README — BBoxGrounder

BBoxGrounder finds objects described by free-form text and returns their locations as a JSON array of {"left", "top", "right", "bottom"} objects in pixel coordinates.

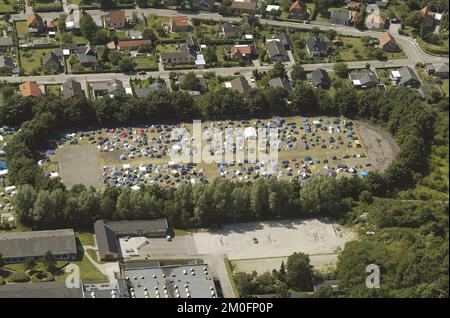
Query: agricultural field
[{"left": 43, "top": 116, "right": 398, "bottom": 190}]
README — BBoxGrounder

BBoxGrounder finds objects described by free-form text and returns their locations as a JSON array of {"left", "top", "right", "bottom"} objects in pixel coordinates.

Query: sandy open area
[
  {"left": 57, "top": 144, "right": 102, "bottom": 189},
  {"left": 191, "top": 218, "right": 354, "bottom": 260}
]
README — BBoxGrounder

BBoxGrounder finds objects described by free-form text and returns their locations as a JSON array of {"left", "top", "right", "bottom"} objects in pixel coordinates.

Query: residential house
[
  {"left": 221, "top": 23, "right": 244, "bottom": 38},
  {"left": 398, "top": 66, "right": 421, "bottom": 88},
  {"left": 91, "top": 79, "right": 125, "bottom": 98},
  {"left": 350, "top": 11, "right": 360, "bottom": 25},
  {"left": 94, "top": 219, "right": 168, "bottom": 261},
  {"left": 179, "top": 74, "right": 208, "bottom": 93},
  {"left": 305, "top": 36, "right": 332, "bottom": 57},
  {"left": 66, "top": 8, "right": 85, "bottom": 30},
  {"left": 62, "top": 79, "right": 84, "bottom": 100},
  {"left": 46, "top": 19, "right": 56, "bottom": 31},
  {"left": 19, "top": 81, "right": 42, "bottom": 97},
  {"left": 191, "top": 0, "right": 215, "bottom": 11},
  {"left": 365, "top": 12, "right": 389, "bottom": 29},
  {"left": 330, "top": 11, "right": 351, "bottom": 25},
  {"left": 160, "top": 46, "right": 196, "bottom": 65},
  {"left": 0, "top": 37, "right": 13, "bottom": 48},
  {"left": 230, "top": 44, "right": 256, "bottom": 60},
  {"left": 106, "top": 39, "right": 152, "bottom": 51},
  {"left": 134, "top": 81, "right": 167, "bottom": 98},
  {"left": 420, "top": 6, "right": 435, "bottom": 28},
  {"left": 425, "top": 62, "right": 449, "bottom": 79},
  {"left": 289, "top": 0, "right": 308, "bottom": 20},
  {"left": 0, "top": 229, "right": 77, "bottom": 264},
  {"left": 349, "top": 69, "right": 380, "bottom": 88},
  {"left": 186, "top": 36, "right": 200, "bottom": 55},
  {"left": 77, "top": 42, "right": 97, "bottom": 67},
  {"left": 230, "top": 1, "right": 258, "bottom": 12},
  {"left": 27, "top": 13, "right": 45, "bottom": 34},
  {"left": 379, "top": 32, "right": 400, "bottom": 52},
  {"left": 277, "top": 32, "right": 293, "bottom": 50},
  {"left": 229, "top": 76, "right": 251, "bottom": 94},
  {"left": 170, "top": 16, "right": 190, "bottom": 32},
  {"left": 347, "top": 1, "right": 360, "bottom": 11},
  {"left": 268, "top": 77, "right": 293, "bottom": 92},
  {"left": 42, "top": 51, "right": 62, "bottom": 72},
  {"left": 307, "top": 68, "right": 331, "bottom": 88},
  {"left": 0, "top": 56, "right": 14, "bottom": 72},
  {"left": 265, "top": 40, "right": 289, "bottom": 62},
  {"left": 105, "top": 10, "right": 126, "bottom": 29}
]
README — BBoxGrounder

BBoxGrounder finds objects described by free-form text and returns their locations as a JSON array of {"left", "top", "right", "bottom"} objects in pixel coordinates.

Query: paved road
[{"left": 2, "top": 7, "right": 448, "bottom": 84}]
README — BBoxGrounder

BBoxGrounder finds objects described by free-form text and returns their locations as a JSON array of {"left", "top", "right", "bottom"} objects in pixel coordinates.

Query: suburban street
[{"left": 1, "top": 6, "right": 447, "bottom": 85}]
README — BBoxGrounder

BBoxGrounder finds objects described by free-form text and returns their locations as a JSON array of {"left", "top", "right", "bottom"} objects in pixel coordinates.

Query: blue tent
[
  {"left": 324, "top": 120, "right": 330, "bottom": 125},
  {"left": 302, "top": 117, "right": 308, "bottom": 122},
  {"left": 45, "top": 150, "right": 55, "bottom": 157},
  {"left": 360, "top": 170, "right": 369, "bottom": 177},
  {"left": 0, "top": 161, "right": 7, "bottom": 170}
]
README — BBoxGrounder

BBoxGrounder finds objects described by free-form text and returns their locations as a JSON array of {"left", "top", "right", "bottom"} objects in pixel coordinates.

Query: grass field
[
  {"left": 76, "top": 232, "right": 95, "bottom": 246},
  {"left": 45, "top": 84, "right": 62, "bottom": 95},
  {"left": 19, "top": 48, "right": 53, "bottom": 75},
  {"left": 441, "top": 79, "right": 449, "bottom": 96},
  {"left": 15, "top": 21, "right": 28, "bottom": 39},
  {"left": 0, "top": 0, "right": 17, "bottom": 13},
  {"left": 134, "top": 54, "right": 158, "bottom": 70},
  {"left": 337, "top": 36, "right": 406, "bottom": 61}
]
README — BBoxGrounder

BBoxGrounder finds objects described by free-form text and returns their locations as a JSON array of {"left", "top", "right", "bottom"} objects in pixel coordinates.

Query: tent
[
  {"left": 0, "top": 161, "right": 7, "bottom": 170},
  {"left": 360, "top": 170, "right": 369, "bottom": 177},
  {"left": 244, "top": 127, "right": 257, "bottom": 139}
]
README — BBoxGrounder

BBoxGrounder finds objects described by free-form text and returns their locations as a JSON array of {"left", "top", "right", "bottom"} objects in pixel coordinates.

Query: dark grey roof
[
  {"left": 221, "top": 23, "right": 243, "bottom": 36},
  {"left": 265, "top": 40, "right": 288, "bottom": 58},
  {"left": 230, "top": 76, "right": 251, "bottom": 94},
  {"left": 330, "top": 11, "right": 350, "bottom": 25},
  {"left": 91, "top": 79, "right": 124, "bottom": 94},
  {"left": 135, "top": 82, "right": 167, "bottom": 97},
  {"left": 77, "top": 53, "right": 97, "bottom": 64},
  {"left": 42, "top": 51, "right": 61, "bottom": 68},
  {"left": 268, "top": 77, "right": 293, "bottom": 91},
  {"left": 277, "top": 32, "right": 293, "bottom": 48},
  {"left": 0, "top": 229, "right": 77, "bottom": 259},
  {"left": 94, "top": 219, "right": 168, "bottom": 257},
  {"left": 0, "top": 37, "right": 13, "bottom": 46},
  {"left": 399, "top": 66, "right": 420, "bottom": 85},
  {"left": 0, "top": 282, "right": 83, "bottom": 298},
  {"left": 307, "top": 68, "right": 330, "bottom": 87},
  {"left": 186, "top": 36, "right": 199, "bottom": 49},
  {"left": 191, "top": 0, "right": 215, "bottom": 11},
  {"left": 349, "top": 68, "right": 380, "bottom": 86},
  {"left": 0, "top": 55, "right": 14, "bottom": 69},
  {"left": 62, "top": 79, "right": 83, "bottom": 100},
  {"left": 306, "top": 36, "right": 332, "bottom": 54}
]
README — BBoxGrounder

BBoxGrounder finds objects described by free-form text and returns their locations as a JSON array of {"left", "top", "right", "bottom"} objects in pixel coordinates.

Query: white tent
[{"left": 244, "top": 127, "right": 257, "bottom": 139}]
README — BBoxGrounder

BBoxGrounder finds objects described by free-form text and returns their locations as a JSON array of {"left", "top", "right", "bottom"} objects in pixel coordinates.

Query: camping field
[{"left": 44, "top": 116, "right": 399, "bottom": 189}]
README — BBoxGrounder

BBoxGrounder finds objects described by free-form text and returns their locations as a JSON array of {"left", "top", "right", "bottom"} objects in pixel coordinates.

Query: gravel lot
[
  {"left": 57, "top": 144, "right": 102, "bottom": 189},
  {"left": 191, "top": 218, "right": 354, "bottom": 260}
]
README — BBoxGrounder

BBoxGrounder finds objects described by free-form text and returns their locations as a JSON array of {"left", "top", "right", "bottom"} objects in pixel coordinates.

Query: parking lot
[
  {"left": 57, "top": 144, "right": 102, "bottom": 190},
  {"left": 191, "top": 218, "right": 354, "bottom": 260}
]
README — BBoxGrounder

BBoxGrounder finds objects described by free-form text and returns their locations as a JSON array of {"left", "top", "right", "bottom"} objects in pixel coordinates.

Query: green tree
[
  {"left": 108, "top": 50, "right": 121, "bottom": 65},
  {"left": 286, "top": 252, "right": 314, "bottom": 291},
  {"left": 289, "top": 82, "right": 318, "bottom": 114},
  {"left": 300, "top": 177, "right": 343, "bottom": 217},
  {"left": 80, "top": 13, "right": 97, "bottom": 42},
  {"left": 25, "top": 257, "right": 36, "bottom": 270},
  {"left": 42, "top": 251, "right": 57, "bottom": 273},
  {"left": 290, "top": 63, "right": 306, "bottom": 83},
  {"left": 119, "top": 56, "right": 135, "bottom": 73},
  {"left": 333, "top": 62, "right": 349, "bottom": 79},
  {"left": 267, "top": 61, "right": 287, "bottom": 79},
  {"left": 93, "top": 29, "right": 110, "bottom": 44},
  {"left": 180, "top": 72, "right": 199, "bottom": 91}
]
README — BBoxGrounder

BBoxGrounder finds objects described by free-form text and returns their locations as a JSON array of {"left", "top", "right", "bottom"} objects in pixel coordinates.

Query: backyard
[
  {"left": 19, "top": 48, "right": 57, "bottom": 75},
  {"left": 0, "top": 0, "right": 18, "bottom": 14}
]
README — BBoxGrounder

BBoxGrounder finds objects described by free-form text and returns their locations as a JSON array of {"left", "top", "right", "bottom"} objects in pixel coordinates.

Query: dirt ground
[
  {"left": 56, "top": 144, "right": 103, "bottom": 190},
  {"left": 191, "top": 218, "right": 354, "bottom": 261},
  {"left": 355, "top": 120, "right": 400, "bottom": 172}
]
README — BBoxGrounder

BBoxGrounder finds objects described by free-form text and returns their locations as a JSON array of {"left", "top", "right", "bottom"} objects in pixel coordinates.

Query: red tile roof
[
  {"left": 19, "top": 81, "right": 41, "bottom": 97},
  {"left": 171, "top": 16, "right": 189, "bottom": 27}
]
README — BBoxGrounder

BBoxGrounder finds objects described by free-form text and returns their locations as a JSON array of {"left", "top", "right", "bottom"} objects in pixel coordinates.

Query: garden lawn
[
  {"left": 441, "top": 80, "right": 449, "bottom": 97},
  {"left": 134, "top": 54, "right": 157, "bottom": 70},
  {"left": 46, "top": 84, "right": 62, "bottom": 95},
  {"left": 15, "top": 21, "right": 28, "bottom": 39},
  {"left": 75, "top": 232, "right": 95, "bottom": 246},
  {"left": 337, "top": 36, "right": 405, "bottom": 61},
  {"left": 19, "top": 48, "right": 53, "bottom": 75},
  {"left": 0, "top": 0, "right": 17, "bottom": 13}
]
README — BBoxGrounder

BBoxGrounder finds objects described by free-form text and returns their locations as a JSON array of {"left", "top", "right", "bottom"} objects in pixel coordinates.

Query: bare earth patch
[
  {"left": 57, "top": 144, "right": 102, "bottom": 190},
  {"left": 355, "top": 120, "right": 400, "bottom": 172}
]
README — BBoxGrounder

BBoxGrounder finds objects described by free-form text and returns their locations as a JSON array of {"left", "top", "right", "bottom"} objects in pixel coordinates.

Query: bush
[
  {"left": 31, "top": 271, "right": 55, "bottom": 283},
  {"left": 0, "top": 276, "right": 5, "bottom": 285},
  {"left": 32, "top": 2, "right": 63, "bottom": 13},
  {"left": 9, "top": 272, "right": 30, "bottom": 283}
]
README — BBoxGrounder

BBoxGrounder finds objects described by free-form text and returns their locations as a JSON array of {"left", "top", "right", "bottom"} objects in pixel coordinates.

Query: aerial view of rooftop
[{"left": 0, "top": 0, "right": 448, "bottom": 305}]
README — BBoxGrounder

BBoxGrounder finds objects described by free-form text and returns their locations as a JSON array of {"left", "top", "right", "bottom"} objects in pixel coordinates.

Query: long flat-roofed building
[
  {"left": 94, "top": 219, "right": 168, "bottom": 261},
  {"left": 0, "top": 229, "right": 77, "bottom": 264},
  {"left": 122, "top": 263, "right": 217, "bottom": 298},
  {"left": 0, "top": 282, "right": 83, "bottom": 298}
]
